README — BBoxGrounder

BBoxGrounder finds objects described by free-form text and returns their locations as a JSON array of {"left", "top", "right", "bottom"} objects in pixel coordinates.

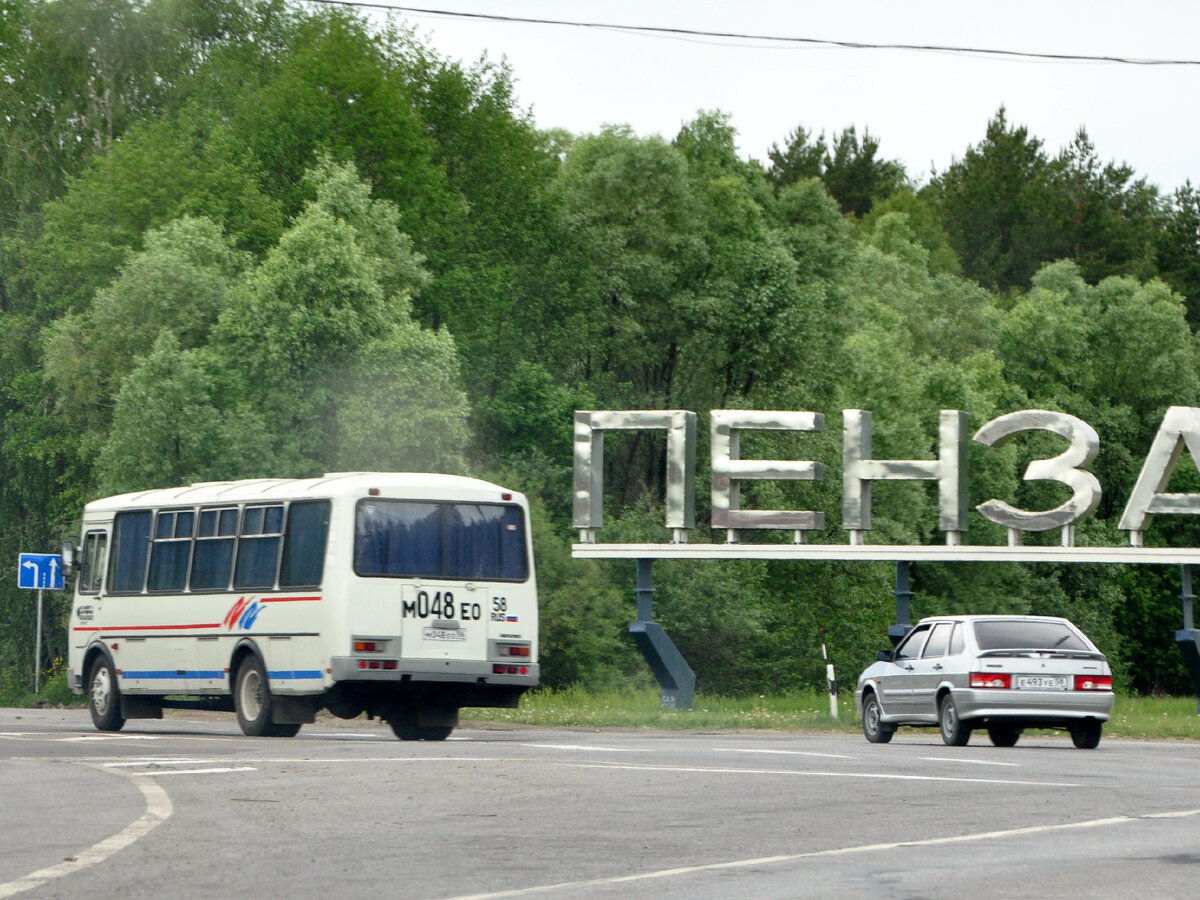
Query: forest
[{"left": 4, "top": 0, "right": 1200, "bottom": 700}]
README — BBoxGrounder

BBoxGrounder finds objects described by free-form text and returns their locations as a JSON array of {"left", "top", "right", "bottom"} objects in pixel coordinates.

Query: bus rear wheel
[
  {"left": 388, "top": 710, "right": 454, "bottom": 741},
  {"left": 235, "top": 655, "right": 297, "bottom": 737},
  {"left": 88, "top": 656, "right": 125, "bottom": 732}
]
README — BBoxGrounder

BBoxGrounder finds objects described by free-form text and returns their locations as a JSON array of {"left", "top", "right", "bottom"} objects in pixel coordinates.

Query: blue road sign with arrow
[{"left": 18, "top": 553, "right": 64, "bottom": 590}]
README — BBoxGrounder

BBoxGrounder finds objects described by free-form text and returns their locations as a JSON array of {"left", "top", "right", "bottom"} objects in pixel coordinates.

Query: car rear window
[{"left": 973, "top": 620, "right": 1089, "bottom": 651}]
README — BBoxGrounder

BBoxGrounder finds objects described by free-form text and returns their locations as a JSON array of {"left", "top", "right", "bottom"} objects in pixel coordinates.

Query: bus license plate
[
  {"left": 423, "top": 627, "right": 467, "bottom": 642},
  {"left": 1015, "top": 675, "right": 1068, "bottom": 690}
]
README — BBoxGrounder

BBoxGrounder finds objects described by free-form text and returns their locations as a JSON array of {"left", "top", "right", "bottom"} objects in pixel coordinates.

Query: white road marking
[
  {"left": 101, "top": 759, "right": 256, "bottom": 775},
  {"left": 62, "top": 735, "right": 162, "bottom": 742},
  {"left": 521, "top": 743, "right": 644, "bottom": 752},
  {"left": 132, "top": 767, "right": 256, "bottom": 776},
  {"left": 563, "top": 760, "right": 1079, "bottom": 787},
  {"left": 0, "top": 769, "right": 172, "bottom": 899},
  {"left": 443, "top": 807, "right": 1200, "bottom": 899},
  {"left": 920, "top": 756, "right": 1022, "bottom": 767},
  {"left": 718, "top": 747, "right": 856, "bottom": 760}
]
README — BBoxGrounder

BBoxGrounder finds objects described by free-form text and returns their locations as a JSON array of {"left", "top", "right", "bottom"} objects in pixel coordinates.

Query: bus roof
[{"left": 83, "top": 472, "right": 525, "bottom": 513}]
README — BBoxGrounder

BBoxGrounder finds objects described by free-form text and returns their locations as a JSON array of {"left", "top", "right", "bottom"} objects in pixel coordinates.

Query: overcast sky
[{"left": 363, "top": 0, "right": 1200, "bottom": 193}]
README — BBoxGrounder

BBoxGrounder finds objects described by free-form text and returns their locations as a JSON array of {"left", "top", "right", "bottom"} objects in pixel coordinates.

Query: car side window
[
  {"left": 922, "top": 622, "right": 952, "bottom": 658},
  {"left": 893, "top": 623, "right": 931, "bottom": 661},
  {"left": 948, "top": 622, "right": 965, "bottom": 655}
]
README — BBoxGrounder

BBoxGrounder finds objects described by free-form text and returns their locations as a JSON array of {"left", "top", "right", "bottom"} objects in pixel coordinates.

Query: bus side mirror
[{"left": 60, "top": 540, "right": 76, "bottom": 578}]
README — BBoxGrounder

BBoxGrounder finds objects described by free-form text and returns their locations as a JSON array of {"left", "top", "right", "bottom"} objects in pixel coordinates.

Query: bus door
[{"left": 70, "top": 529, "right": 109, "bottom": 682}]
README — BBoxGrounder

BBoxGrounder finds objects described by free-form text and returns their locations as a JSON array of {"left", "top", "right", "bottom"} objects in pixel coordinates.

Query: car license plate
[
  {"left": 423, "top": 627, "right": 466, "bottom": 642},
  {"left": 1015, "top": 675, "right": 1068, "bottom": 690}
]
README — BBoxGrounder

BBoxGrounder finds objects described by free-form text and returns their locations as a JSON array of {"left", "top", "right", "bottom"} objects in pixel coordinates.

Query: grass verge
[
  {"left": 462, "top": 687, "right": 1200, "bottom": 740},
  {"left": 10, "top": 675, "right": 1200, "bottom": 740}
]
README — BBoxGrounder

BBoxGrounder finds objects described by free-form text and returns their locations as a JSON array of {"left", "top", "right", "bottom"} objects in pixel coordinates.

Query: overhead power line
[{"left": 306, "top": 1, "right": 1200, "bottom": 66}]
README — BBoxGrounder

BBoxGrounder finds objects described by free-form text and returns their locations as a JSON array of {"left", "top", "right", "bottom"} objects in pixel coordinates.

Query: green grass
[
  {"left": 463, "top": 687, "right": 1200, "bottom": 740},
  {"left": 10, "top": 674, "right": 1200, "bottom": 740}
]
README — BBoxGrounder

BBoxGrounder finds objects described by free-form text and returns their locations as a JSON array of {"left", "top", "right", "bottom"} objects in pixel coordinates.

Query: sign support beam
[{"left": 629, "top": 559, "right": 695, "bottom": 710}]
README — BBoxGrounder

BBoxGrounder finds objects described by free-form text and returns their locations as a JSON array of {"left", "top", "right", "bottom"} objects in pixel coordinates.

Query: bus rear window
[{"left": 355, "top": 500, "right": 528, "bottom": 581}]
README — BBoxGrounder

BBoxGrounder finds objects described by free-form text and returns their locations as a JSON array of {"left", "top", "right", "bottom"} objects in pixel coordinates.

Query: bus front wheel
[
  {"left": 88, "top": 656, "right": 126, "bottom": 732},
  {"left": 235, "top": 655, "right": 295, "bottom": 737}
]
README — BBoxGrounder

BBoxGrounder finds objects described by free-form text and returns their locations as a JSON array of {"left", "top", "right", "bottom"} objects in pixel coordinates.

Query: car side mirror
[{"left": 877, "top": 649, "right": 894, "bottom": 662}]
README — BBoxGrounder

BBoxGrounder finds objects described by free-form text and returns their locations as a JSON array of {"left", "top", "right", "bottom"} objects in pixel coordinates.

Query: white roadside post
[{"left": 819, "top": 627, "right": 837, "bottom": 719}]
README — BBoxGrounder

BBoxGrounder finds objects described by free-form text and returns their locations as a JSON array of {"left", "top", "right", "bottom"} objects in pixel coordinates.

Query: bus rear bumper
[{"left": 330, "top": 656, "right": 538, "bottom": 688}]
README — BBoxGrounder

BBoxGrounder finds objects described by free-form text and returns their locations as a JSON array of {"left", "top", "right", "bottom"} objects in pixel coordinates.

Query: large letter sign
[
  {"left": 1120, "top": 406, "right": 1200, "bottom": 546},
  {"left": 973, "top": 410, "right": 1101, "bottom": 534},
  {"left": 842, "top": 410, "right": 968, "bottom": 544},
  {"left": 711, "top": 410, "right": 825, "bottom": 540},
  {"left": 573, "top": 406, "right": 1200, "bottom": 558},
  {"left": 574, "top": 410, "right": 696, "bottom": 542}
]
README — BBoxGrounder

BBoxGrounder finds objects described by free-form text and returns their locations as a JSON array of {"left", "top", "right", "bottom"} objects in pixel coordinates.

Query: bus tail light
[
  {"left": 353, "top": 637, "right": 392, "bottom": 654},
  {"left": 1074, "top": 675, "right": 1113, "bottom": 691},
  {"left": 493, "top": 664, "right": 529, "bottom": 675},
  {"left": 970, "top": 672, "right": 1011, "bottom": 689},
  {"left": 358, "top": 659, "right": 399, "bottom": 670},
  {"left": 494, "top": 642, "right": 531, "bottom": 660}
]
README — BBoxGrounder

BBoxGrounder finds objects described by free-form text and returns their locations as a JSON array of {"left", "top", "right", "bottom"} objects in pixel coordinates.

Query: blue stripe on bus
[{"left": 122, "top": 670, "right": 321, "bottom": 680}]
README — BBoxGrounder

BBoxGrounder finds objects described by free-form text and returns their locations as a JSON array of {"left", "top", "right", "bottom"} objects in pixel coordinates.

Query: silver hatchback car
[{"left": 855, "top": 615, "right": 1114, "bottom": 749}]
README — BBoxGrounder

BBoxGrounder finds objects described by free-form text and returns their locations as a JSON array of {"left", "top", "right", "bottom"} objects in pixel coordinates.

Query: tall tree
[
  {"left": 767, "top": 124, "right": 825, "bottom": 190},
  {"left": 1045, "top": 129, "right": 1160, "bottom": 284},
  {"left": 1155, "top": 181, "right": 1200, "bottom": 324},
  {"left": 821, "top": 127, "right": 906, "bottom": 218},
  {"left": 930, "top": 108, "right": 1055, "bottom": 291}
]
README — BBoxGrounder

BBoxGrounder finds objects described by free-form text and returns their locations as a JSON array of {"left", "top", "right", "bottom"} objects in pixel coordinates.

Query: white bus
[{"left": 64, "top": 472, "right": 538, "bottom": 740}]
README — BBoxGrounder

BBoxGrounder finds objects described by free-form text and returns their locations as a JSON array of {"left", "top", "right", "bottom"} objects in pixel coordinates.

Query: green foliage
[
  {"left": 767, "top": 123, "right": 905, "bottom": 217},
  {"left": 5, "top": 0, "right": 1200, "bottom": 705}
]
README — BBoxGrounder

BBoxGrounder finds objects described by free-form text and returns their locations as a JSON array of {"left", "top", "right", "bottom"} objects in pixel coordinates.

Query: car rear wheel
[
  {"left": 861, "top": 693, "right": 894, "bottom": 744},
  {"left": 939, "top": 694, "right": 971, "bottom": 746},
  {"left": 1069, "top": 720, "right": 1102, "bottom": 749},
  {"left": 987, "top": 726, "right": 1020, "bottom": 747}
]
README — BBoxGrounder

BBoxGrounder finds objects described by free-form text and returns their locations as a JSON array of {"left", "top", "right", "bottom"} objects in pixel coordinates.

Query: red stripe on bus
[{"left": 90, "top": 623, "right": 222, "bottom": 631}]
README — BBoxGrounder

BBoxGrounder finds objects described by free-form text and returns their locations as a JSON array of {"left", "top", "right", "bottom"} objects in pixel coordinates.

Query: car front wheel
[
  {"left": 861, "top": 693, "right": 894, "bottom": 744},
  {"left": 939, "top": 694, "right": 971, "bottom": 746}
]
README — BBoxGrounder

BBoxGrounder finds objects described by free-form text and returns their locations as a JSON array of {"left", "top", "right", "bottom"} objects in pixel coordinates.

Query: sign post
[{"left": 18, "top": 553, "right": 64, "bottom": 693}]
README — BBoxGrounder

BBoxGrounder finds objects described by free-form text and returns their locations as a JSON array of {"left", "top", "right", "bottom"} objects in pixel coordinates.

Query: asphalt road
[{"left": 2, "top": 708, "right": 1199, "bottom": 899}]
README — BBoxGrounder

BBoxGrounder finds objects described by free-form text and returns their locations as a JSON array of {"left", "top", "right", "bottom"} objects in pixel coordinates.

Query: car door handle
[
  {"left": 903, "top": 664, "right": 914, "bottom": 671},
  {"left": 932, "top": 664, "right": 943, "bottom": 671}
]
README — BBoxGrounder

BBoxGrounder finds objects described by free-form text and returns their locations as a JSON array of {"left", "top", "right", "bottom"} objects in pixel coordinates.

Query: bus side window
[
  {"left": 148, "top": 509, "right": 194, "bottom": 592},
  {"left": 280, "top": 501, "right": 330, "bottom": 588},
  {"left": 109, "top": 510, "right": 152, "bottom": 594},
  {"left": 79, "top": 531, "right": 108, "bottom": 594},
  {"left": 234, "top": 504, "right": 284, "bottom": 589},
  {"left": 191, "top": 507, "right": 237, "bottom": 591}
]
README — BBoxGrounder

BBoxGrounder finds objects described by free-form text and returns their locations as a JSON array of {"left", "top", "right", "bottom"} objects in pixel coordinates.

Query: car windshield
[{"left": 973, "top": 620, "right": 1090, "bottom": 652}]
